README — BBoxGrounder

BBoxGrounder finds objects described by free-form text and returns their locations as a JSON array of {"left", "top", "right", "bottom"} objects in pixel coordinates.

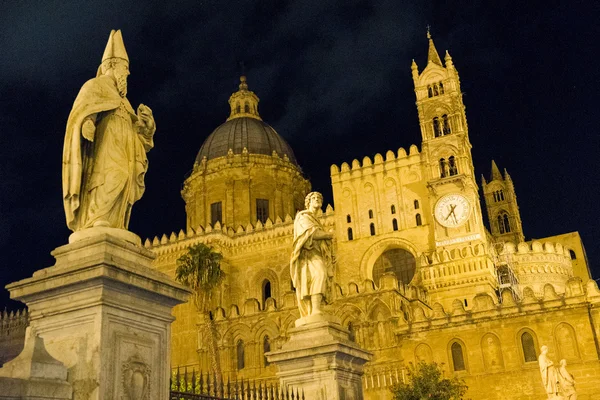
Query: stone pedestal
[
  {"left": 5, "top": 232, "right": 190, "bottom": 400},
  {"left": 266, "top": 316, "right": 371, "bottom": 400}
]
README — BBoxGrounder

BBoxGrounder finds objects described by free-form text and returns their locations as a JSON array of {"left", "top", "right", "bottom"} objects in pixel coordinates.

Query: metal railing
[{"left": 170, "top": 367, "right": 304, "bottom": 400}]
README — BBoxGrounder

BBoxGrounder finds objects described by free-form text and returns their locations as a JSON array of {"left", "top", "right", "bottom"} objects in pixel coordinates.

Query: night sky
[{"left": 1, "top": 1, "right": 598, "bottom": 310}]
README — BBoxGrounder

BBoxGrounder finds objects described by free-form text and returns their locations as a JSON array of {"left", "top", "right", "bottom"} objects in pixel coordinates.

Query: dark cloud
[{"left": 0, "top": 1, "right": 598, "bottom": 309}]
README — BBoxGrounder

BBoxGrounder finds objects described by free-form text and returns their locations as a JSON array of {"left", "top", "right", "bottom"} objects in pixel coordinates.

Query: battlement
[
  {"left": 406, "top": 278, "right": 600, "bottom": 332},
  {"left": 0, "top": 308, "right": 28, "bottom": 338},
  {"left": 145, "top": 206, "right": 335, "bottom": 255},
  {"left": 499, "top": 240, "right": 573, "bottom": 259},
  {"left": 330, "top": 145, "right": 421, "bottom": 177}
]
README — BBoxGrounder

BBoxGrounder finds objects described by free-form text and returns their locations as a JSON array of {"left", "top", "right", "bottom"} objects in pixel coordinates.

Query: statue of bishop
[{"left": 62, "top": 30, "right": 155, "bottom": 233}]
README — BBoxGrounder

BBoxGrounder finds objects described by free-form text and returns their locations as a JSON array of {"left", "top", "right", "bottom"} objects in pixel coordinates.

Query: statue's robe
[
  {"left": 290, "top": 210, "right": 332, "bottom": 317},
  {"left": 558, "top": 365, "right": 577, "bottom": 399},
  {"left": 62, "top": 74, "right": 154, "bottom": 231},
  {"left": 539, "top": 353, "right": 559, "bottom": 396}
]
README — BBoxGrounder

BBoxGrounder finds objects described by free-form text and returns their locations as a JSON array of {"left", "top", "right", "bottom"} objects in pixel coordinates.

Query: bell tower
[
  {"left": 412, "top": 31, "right": 497, "bottom": 308},
  {"left": 482, "top": 160, "right": 525, "bottom": 244},
  {"left": 412, "top": 31, "right": 486, "bottom": 247}
]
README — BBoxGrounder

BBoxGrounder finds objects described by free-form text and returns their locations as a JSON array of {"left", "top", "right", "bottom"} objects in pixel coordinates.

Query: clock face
[{"left": 434, "top": 194, "right": 471, "bottom": 228}]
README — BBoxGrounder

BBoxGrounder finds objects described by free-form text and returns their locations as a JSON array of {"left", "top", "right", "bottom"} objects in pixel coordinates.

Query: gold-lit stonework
[{"left": 144, "top": 33, "right": 599, "bottom": 400}]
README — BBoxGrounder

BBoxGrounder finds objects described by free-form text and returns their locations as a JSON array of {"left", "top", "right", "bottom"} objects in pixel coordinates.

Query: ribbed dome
[{"left": 195, "top": 117, "right": 298, "bottom": 165}]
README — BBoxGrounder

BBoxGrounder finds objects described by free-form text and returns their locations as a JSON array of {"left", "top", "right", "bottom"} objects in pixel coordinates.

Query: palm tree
[{"left": 176, "top": 243, "right": 225, "bottom": 385}]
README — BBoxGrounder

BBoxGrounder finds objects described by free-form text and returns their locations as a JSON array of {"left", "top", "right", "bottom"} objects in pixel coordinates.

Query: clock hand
[{"left": 444, "top": 204, "right": 456, "bottom": 221}]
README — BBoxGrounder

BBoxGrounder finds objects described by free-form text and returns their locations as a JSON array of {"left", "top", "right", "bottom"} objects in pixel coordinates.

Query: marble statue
[
  {"left": 62, "top": 30, "right": 155, "bottom": 233},
  {"left": 558, "top": 359, "right": 577, "bottom": 399},
  {"left": 290, "top": 192, "right": 334, "bottom": 318},
  {"left": 539, "top": 345, "right": 560, "bottom": 399}
]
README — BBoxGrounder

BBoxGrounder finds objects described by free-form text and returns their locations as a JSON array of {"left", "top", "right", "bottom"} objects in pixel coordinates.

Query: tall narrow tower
[
  {"left": 412, "top": 31, "right": 487, "bottom": 246},
  {"left": 482, "top": 160, "right": 525, "bottom": 243},
  {"left": 412, "top": 31, "right": 497, "bottom": 308}
]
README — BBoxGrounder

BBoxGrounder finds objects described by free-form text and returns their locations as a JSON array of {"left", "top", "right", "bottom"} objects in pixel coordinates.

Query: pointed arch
[
  {"left": 481, "top": 332, "right": 504, "bottom": 370},
  {"left": 448, "top": 338, "right": 468, "bottom": 372},
  {"left": 554, "top": 322, "right": 580, "bottom": 360},
  {"left": 517, "top": 328, "right": 539, "bottom": 364},
  {"left": 367, "top": 298, "right": 392, "bottom": 321}
]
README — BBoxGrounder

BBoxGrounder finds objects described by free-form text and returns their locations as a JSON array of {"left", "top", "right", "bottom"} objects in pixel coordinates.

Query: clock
[{"left": 434, "top": 194, "right": 471, "bottom": 228}]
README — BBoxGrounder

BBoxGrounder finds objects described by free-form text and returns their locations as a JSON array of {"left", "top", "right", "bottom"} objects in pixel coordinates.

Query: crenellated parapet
[
  {"left": 330, "top": 145, "right": 421, "bottom": 180},
  {"left": 498, "top": 240, "right": 574, "bottom": 295},
  {"left": 0, "top": 308, "right": 28, "bottom": 338},
  {"left": 146, "top": 207, "right": 335, "bottom": 261},
  {"left": 404, "top": 278, "right": 600, "bottom": 333},
  {"left": 417, "top": 242, "right": 497, "bottom": 304},
  {"left": 0, "top": 308, "right": 29, "bottom": 365}
]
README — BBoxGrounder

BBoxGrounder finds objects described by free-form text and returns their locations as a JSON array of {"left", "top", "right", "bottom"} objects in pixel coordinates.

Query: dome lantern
[{"left": 227, "top": 76, "right": 262, "bottom": 121}]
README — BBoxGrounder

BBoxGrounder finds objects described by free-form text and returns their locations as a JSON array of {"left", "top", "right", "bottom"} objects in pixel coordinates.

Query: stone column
[
  {"left": 5, "top": 231, "right": 190, "bottom": 400},
  {"left": 266, "top": 316, "right": 371, "bottom": 400}
]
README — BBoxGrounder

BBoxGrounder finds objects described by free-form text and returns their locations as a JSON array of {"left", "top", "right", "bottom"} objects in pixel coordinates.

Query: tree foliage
[
  {"left": 391, "top": 362, "right": 468, "bottom": 400},
  {"left": 175, "top": 243, "right": 225, "bottom": 381},
  {"left": 175, "top": 243, "right": 225, "bottom": 313}
]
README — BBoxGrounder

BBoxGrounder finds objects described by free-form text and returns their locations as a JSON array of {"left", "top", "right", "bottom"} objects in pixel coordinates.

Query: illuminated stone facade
[{"left": 146, "top": 35, "right": 599, "bottom": 399}]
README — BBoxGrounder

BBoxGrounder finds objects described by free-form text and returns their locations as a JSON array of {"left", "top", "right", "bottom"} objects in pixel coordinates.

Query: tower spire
[
  {"left": 427, "top": 28, "right": 443, "bottom": 66},
  {"left": 490, "top": 160, "right": 502, "bottom": 181}
]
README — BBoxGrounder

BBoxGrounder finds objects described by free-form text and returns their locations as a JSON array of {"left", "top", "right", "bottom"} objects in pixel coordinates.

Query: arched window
[
  {"left": 392, "top": 218, "right": 398, "bottom": 231},
  {"left": 569, "top": 250, "right": 577, "bottom": 260},
  {"left": 439, "top": 82, "right": 445, "bottom": 94},
  {"left": 442, "top": 114, "right": 451, "bottom": 135},
  {"left": 499, "top": 190, "right": 505, "bottom": 201},
  {"left": 244, "top": 102, "right": 250, "bottom": 113},
  {"left": 391, "top": 205, "right": 396, "bottom": 214},
  {"left": 368, "top": 210, "right": 374, "bottom": 219},
  {"left": 433, "top": 84, "right": 439, "bottom": 96},
  {"left": 439, "top": 158, "right": 448, "bottom": 178},
  {"left": 237, "top": 340, "right": 245, "bottom": 370},
  {"left": 346, "top": 214, "right": 352, "bottom": 223},
  {"left": 433, "top": 117, "right": 442, "bottom": 137},
  {"left": 521, "top": 332, "right": 537, "bottom": 362},
  {"left": 347, "top": 227, "right": 353, "bottom": 241},
  {"left": 370, "top": 223, "right": 376, "bottom": 236},
  {"left": 503, "top": 214, "right": 511, "bottom": 233},
  {"left": 263, "top": 336, "right": 271, "bottom": 366},
  {"left": 451, "top": 342, "right": 466, "bottom": 371},
  {"left": 414, "top": 200, "right": 419, "bottom": 209},
  {"left": 236, "top": 103, "right": 241, "bottom": 113},
  {"left": 448, "top": 156, "right": 458, "bottom": 176},
  {"left": 262, "top": 280, "right": 272, "bottom": 307},
  {"left": 416, "top": 214, "right": 422, "bottom": 226},
  {"left": 428, "top": 86, "right": 433, "bottom": 98},
  {"left": 372, "top": 248, "right": 416, "bottom": 285},
  {"left": 497, "top": 214, "right": 505, "bottom": 234}
]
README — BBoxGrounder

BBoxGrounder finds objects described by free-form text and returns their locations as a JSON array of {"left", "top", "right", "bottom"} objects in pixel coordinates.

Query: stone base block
[
  {"left": 6, "top": 233, "right": 190, "bottom": 400},
  {"left": 267, "top": 319, "right": 372, "bottom": 400}
]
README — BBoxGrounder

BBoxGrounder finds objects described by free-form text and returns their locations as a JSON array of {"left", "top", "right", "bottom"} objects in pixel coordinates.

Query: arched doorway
[{"left": 372, "top": 248, "right": 416, "bottom": 285}]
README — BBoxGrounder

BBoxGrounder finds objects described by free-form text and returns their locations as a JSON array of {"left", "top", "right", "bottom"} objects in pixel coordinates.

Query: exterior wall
[{"left": 542, "top": 231, "right": 591, "bottom": 281}]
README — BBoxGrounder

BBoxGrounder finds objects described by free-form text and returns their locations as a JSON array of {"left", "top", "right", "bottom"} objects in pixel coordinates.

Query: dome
[
  {"left": 196, "top": 117, "right": 298, "bottom": 165},
  {"left": 195, "top": 76, "right": 298, "bottom": 166}
]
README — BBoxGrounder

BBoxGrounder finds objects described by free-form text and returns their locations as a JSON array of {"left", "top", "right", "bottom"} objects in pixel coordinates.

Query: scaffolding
[{"left": 494, "top": 243, "right": 521, "bottom": 303}]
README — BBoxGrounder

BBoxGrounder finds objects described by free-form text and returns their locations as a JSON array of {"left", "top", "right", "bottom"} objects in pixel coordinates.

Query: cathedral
[{"left": 146, "top": 34, "right": 599, "bottom": 399}]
